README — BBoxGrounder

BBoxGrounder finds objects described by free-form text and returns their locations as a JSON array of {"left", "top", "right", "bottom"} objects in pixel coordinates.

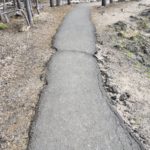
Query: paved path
[{"left": 29, "top": 4, "right": 144, "bottom": 150}]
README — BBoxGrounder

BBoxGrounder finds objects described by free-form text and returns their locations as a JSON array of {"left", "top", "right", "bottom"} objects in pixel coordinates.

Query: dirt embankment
[
  {"left": 0, "top": 4, "right": 73, "bottom": 150},
  {"left": 92, "top": 0, "right": 150, "bottom": 149}
]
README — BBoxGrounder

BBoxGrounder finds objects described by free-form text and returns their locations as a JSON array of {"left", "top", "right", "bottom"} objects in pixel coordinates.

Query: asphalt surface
[
  {"left": 29, "top": 4, "right": 144, "bottom": 150},
  {"left": 53, "top": 4, "right": 96, "bottom": 54}
]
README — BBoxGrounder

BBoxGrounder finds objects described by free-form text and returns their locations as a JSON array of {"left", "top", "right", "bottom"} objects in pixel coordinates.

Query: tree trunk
[
  {"left": 67, "top": 0, "right": 71, "bottom": 5},
  {"left": 29, "top": 0, "right": 33, "bottom": 16},
  {"left": 110, "top": 0, "right": 113, "bottom": 3},
  {"left": 3, "top": 0, "right": 6, "bottom": 12},
  {"left": 50, "top": 0, "right": 54, "bottom": 7},
  {"left": 56, "top": 0, "right": 60, "bottom": 6},
  {"left": 13, "top": 0, "right": 17, "bottom": 8},
  {"left": 102, "top": 0, "right": 106, "bottom": 6},
  {"left": 24, "top": 0, "right": 33, "bottom": 25},
  {"left": 16, "top": 0, "right": 22, "bottom": 9},
  {"left": 35, "top": 0, "right": 40, "bottom": 14}
]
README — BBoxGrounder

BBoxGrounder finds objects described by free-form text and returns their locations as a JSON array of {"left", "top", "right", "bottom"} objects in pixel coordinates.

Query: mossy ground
[{"left": 0, "top": 23, "right": 8, "bottom": 30}]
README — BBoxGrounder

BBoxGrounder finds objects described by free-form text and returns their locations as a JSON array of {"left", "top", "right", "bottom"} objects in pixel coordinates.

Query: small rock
[
  {"left": 140, "top": 9, "right": 150, "bottom": 17},
  {"left": 125, "top": 42, "right": 139, "bottom": 53},
  {"left": 18, "top": 25, "right": 30, "bottom": 32},
  {"left": 130, "top": 119, "right": 136, "bottom": 125},
  {"left": 141, "top": 46, "right": 149, "bottom": 55},
  {"left": 111, "top": 95, "right": 117, "bottom": 100},
  {"left": 106, "top": 85, "right": 118, "bottom": 94},
  {"left": 99, "top": 40, "right": 104, "bottom": 45},
  {"left": 119, "top": 92, "right": 130, "bottom": 101},
  {"left": 130, "top": 16, "right": 139, "bottom": 22},
  {"left": 15, "top": 11, "right": 23, "bottom": 17},
  {"left": 145, "top": 29, "right": 150, "bottom": 33},
  {"left": 136, "top": 55, "right": 145, "bottom": 64},
  {"left": 105, "top": 78, "right": 110, "bottom": 86},
  {"left": 114, "top": 44, "right": 121, "bottom": 49},
  {"left": 121, "top": 9, "right": 124, "bottom": 12},
  {"left": 113, "top": 21, "right": 127, "bottom": 31},
  {"left": 117, "top": 32, "right": 124, "bottom": 37},
  {"left": 100, "top": 70, "right": 108, "bottom": 79},
  {"left": 40, "top": 74, "right": 45, "bottom": 81}
]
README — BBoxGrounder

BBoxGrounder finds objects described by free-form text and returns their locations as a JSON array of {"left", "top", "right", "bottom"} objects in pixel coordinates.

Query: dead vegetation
[
  {"left": 0, "top": 4, "right": 72, "bottom": 150},
  {"left": 92, "top": 0, "right": 150, "bottom": 149},
  {"left": 102, "top": 5, "right": 150, "bottom": 75}
]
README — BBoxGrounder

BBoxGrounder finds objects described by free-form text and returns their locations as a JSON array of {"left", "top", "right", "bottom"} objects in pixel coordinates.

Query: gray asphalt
[
  {"left": 29, "top": 4, "right": 144, "bottom": 150},
  {"left": 53, "top": 4, "right": 96, "bottom": 54}
]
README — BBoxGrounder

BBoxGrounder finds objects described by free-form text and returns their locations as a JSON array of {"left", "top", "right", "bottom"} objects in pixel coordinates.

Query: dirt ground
[
  {"left": 92, "top": 0, "right": 150, "bottom": 149},
  {"left": 0, "top": 4, "right": 73, "bottom": 150}
]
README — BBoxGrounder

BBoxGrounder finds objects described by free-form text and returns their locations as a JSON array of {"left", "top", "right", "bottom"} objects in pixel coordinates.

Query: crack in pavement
[
  {"left": 28, "top": 4, "right": 145, "bottom": 150},
  {"left": 53, "top": 49, "right": 94, "bottom": 57}
]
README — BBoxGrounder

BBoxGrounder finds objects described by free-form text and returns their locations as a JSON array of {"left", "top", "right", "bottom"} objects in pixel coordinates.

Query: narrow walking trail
[{"left": 29, "top": 4, "right": 144, "bottom": 150}]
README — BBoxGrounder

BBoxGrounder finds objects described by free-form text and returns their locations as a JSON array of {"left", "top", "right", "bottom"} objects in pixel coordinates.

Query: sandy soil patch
[
  {"left": 0, "top": 4, "right": 73, "bottom": 150},
  {"left": 92, "top": 0, "right": 150, "bottom": 149}
]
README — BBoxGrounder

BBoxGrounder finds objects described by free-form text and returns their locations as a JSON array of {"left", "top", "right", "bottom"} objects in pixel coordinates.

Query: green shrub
[{"left": 0, "top": 23, "right": 8, "bottom": 30}]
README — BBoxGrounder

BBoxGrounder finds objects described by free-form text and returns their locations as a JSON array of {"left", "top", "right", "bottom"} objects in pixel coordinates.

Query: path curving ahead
[{"left": 29, "top": 4, "right": 144, "bottom": 150}]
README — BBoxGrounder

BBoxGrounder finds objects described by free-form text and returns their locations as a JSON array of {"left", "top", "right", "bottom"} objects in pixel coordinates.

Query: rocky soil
[
  {"left": 0, "top": 4, "right": 73, "bottom": 150},
  {"left": 92, "top": 0, "right": 150, "bottom": 149}
]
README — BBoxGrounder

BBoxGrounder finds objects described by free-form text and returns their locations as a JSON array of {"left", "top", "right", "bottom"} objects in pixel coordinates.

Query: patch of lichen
[
  {"left": 136, "top": 19, "right": 150, "bottom": 30},
  {"left": 146, "top": 71, "right": 150, "bottom": 78},
  {"left": 117, "top": 29, "right": 140, "bottom": 39},
  {"left": 126, "top": 51, "right": 135, "bottom": 58}
]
